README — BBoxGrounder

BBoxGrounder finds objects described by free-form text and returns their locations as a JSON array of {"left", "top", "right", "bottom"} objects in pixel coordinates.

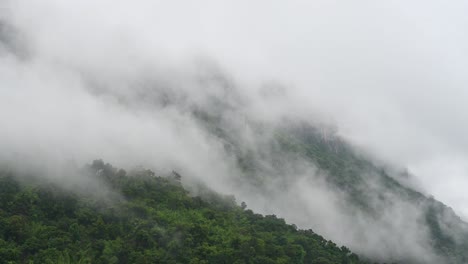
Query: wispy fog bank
[{"left": 1, "top": 1, "right": 468, "bottom": 262}]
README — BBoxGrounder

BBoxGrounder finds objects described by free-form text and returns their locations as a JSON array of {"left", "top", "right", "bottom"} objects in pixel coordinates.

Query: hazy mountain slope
[
  {"left": 279, "top": 124, "right": 468, "bottom": 263},
  {"left": 0, "top": 161, "right": 366, "bottom": 264},
  {"left": 79, "top": 68, "right": 468, "bottom": 263},
  {"left": 190, "top": 97, "right": 468, "bottom": 264}
]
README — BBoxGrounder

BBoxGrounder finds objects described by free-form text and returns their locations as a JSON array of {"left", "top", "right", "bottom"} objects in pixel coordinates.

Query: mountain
[
  {"left": 61, "top": 68, "right": 468, "bottom": 263},
  {"left": 0, "top": 161, "right": 366, "bottom": 264},
  {"left": 2, "top": 86, "right": 468, "bottom": 263},
  {"left": 189, "top": 89, "right": 468, "bottom": 264},
  {"left": 275, "top": 123, "right": 468, "bottom": 263},
  {"left": 1, "top": 26, "right": 466, "bottom": 261}
]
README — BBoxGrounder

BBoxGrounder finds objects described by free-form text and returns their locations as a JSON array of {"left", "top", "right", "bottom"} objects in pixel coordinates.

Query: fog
[{"left": 1, "top": 0, "right": 468, "bottom": 262}]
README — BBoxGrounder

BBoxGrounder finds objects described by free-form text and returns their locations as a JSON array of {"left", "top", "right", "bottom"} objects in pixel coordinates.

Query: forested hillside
[
  {"left": 0, "top": 160, "right": 366, "bottom": 264},
  {"left": 194, "top": 104, "right": 468, "bottom": 264},
  {"left": 277, "top": 123, "right": 468, "bottom": 264}
]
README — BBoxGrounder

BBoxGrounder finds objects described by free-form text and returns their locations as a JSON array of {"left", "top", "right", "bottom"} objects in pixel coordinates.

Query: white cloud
[{"left": 1, "top": 0, "right": 468, "bottom": 261}]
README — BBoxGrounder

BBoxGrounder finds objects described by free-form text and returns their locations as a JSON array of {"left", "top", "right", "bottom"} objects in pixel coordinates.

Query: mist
[{"left": 1, "top": 0, "right": 468, "bottom": 262}]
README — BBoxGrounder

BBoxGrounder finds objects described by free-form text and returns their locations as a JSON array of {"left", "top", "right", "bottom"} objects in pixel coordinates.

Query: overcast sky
[{"left": 2, "top": 0, "right": 468, "bottom": 220}]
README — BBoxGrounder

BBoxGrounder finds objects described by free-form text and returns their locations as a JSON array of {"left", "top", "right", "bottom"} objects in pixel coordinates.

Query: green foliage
[{"left": 0, "top": 161, "right": 367, "bottom": 264}]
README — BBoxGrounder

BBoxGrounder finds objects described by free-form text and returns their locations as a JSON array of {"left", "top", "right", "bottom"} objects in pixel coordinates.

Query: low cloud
[{"left": 1, "top": 0, "right": 468, "bottom": 262}]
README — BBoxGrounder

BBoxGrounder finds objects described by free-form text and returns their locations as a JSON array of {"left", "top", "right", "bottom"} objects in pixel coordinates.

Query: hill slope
[
  {"left": 0, "top": 161, "right": 366, "bottom": 264},
  {"left": 193, "top": 102, "right": 468, "bottom": 264}
]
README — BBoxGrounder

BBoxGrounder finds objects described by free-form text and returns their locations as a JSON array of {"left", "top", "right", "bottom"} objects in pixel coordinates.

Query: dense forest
[{"left": 0, "top": 160, "right": 367, "bottom": 264}]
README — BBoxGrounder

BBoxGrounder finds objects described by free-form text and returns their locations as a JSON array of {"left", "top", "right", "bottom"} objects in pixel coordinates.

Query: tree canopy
[{"left": 0, "top": 160, "right": 368, "bottom": 264}]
